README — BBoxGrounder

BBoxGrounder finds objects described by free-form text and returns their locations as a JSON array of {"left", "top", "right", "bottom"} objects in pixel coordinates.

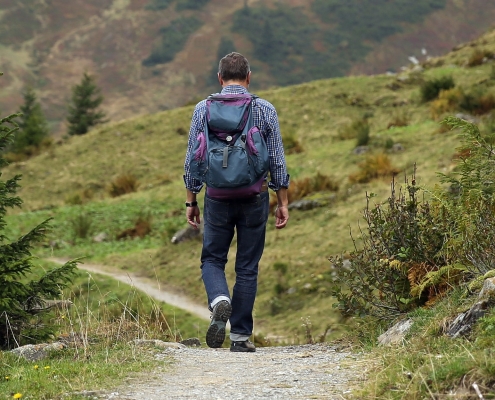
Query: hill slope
[
  {"left": 4, "top": 27, "right": 495, "bottom": 340},
  {"left": 1, "top": 0, "right": 495, "bottom": 135}
]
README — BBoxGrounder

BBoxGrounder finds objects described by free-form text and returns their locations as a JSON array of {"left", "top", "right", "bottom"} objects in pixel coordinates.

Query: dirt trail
[
  {"left": 48, "top": 258, "right": 368, "bottom": 399},
  {"left": 47, "top": 257, "right": 210, "bottom": 321}
]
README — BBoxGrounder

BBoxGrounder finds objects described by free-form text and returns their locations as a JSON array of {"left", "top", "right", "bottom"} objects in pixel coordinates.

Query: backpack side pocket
[{"left": 246, "top": 126, "right": 270, "bottom": 178}]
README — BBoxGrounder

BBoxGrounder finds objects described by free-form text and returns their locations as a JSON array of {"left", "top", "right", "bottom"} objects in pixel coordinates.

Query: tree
[
  {"left": 67, "top": 72, "right": 106, "bottom": 135},
  {"left": 11, "top": 86, "right": 49, "bottom": 155},
  {"left": 0, "top": 72, "right": 78, "bottom": 349}
]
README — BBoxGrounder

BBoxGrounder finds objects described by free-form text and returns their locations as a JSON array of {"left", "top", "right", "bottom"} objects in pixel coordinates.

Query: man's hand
[
  {"left": 275, "top": 205, "right": 289, "bottom": 229},
  {"left": 186, "top": 205, "right": 201, "bottom": 228}
]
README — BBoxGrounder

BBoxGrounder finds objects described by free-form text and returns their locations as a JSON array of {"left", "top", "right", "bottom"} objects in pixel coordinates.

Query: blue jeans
[{"left": 201, "top": 191, "right": 269, "bottom": 338}]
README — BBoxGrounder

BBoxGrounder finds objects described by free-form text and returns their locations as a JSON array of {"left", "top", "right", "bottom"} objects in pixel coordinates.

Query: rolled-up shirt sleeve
[
  {"left": 257, "top": 101, "right": 290, "bottom": 191},
  {"left": 183, "top": 101, "right": 206, "bottom": 193}
]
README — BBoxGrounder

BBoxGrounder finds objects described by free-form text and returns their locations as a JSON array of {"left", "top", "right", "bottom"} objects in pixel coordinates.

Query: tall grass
[{"left": 0, "top": 266, "right": 204, "bottom": 399}]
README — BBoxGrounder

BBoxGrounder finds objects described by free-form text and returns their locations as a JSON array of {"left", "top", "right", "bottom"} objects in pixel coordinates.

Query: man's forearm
[
  {"left": 276, "top": 188, "right": 288, "bottom": 207},
  {"left": 186, "top": 189, "right": 197, "bottom": 203}
]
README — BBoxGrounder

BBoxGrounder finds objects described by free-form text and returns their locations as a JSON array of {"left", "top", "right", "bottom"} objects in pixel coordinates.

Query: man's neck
[{"left": 222, "top": 80, "right": 248, "bottom": 88}]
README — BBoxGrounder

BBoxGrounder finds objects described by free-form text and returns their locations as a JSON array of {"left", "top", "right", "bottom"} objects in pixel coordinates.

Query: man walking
[{"left": 183, "top": 52, "right": 290, "bottom": 352}]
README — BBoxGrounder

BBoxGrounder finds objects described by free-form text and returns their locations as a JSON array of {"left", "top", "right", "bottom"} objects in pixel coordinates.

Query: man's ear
[
  {"left": 218, "top": 73, "right": 223, "bottom": 86},
  {"left": 246, "top": 71, "right": 251, "bottom": 86}
]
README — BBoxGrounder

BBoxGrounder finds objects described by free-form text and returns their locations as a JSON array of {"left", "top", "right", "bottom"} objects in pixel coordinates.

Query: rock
[
  {"left": 93, "top": 232, "right": 109, "bottom": 243},
  {"left": 171, "top": 222, "right": 203, "bottom": 244},
  {"left": 11, "top": 342, "right": 66, "bottom": 361},
  {"left": 353, "top": 146, "right": 369, "bottom": 155},
  {"left": 446, "top": 300, "right": 492, "bottom": 338},
  {"left": 180, "top": 337, "right": 201, "bottom": 347},
  {"left": 378, "top": 319, "right": 413, "bottom": 346},
  {"left": 48, "top": 239, "right": 70, "bottom": 249},
  {"left": 392, "top": 143, "right": 404, "bottom": 152},
  {"left": 129, "top": 339, "right": 186, "bottom": 349},
  {"left": 288, "top": 199, "right": 322, "bottom": 211},
  {"left": 478, "top": 277, "right": 495, "bottom": 301},
  {"left": 455, "top": 113, "right": 479, "bottom": 124}
]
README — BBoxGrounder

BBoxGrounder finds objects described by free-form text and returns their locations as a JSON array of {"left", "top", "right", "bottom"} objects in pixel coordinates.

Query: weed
[
  {"left": 387, "top": 110, "right": 409, "bottom": 129},
  {"left": 70, "top": 212, "right": 93, "bottom": 240},
  {"left": 420, "top": 75, "right": 455, "bottom": 103},
  {"left": 349, "top": 153, "right": 399, "bottom": 184},
  {"left": 108, "top": 173, "right": 140, "bottom": 197}
]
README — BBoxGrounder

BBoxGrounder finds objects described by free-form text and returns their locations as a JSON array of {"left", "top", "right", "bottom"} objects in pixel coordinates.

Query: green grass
[
  {"left": 2, "top": 28, "right": 495, "bottom": 370},
  {"left": 0, "top": 261, "right": 206, "bottom": 399},
  {"left": 353, "top": 290, "right": 495, "bottom": 399},
  {"left": 0, "top": 343, "right": 167, "bottom": 400},
  {"left": 4, "top": 56, "right": 491, "bottom": 339}
]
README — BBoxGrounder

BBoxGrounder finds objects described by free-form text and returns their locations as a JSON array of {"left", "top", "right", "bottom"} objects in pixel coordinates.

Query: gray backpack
[{"left": 189, "top": 93, "right": 269, "bottom": 199}]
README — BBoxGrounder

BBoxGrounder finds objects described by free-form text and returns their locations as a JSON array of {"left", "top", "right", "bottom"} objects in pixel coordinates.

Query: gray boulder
[
  {"left": 171, "top": 222, "right": 203, "bottom": 244},
  {"left": 378, "top": 319, "right": 413, "bottom": 346},
  {"left": 11, "top": 342, "right": 66, "bottom": 361}
]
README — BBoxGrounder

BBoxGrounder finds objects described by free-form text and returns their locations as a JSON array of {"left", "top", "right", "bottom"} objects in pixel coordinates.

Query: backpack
[{"left": 189, "top": 93, "right": 270, "bottom": 199}]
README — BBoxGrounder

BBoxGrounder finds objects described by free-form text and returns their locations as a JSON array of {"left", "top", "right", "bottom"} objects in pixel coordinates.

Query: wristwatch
[{"left": 185, "top": 201, "right": 198, "bottom": 207}]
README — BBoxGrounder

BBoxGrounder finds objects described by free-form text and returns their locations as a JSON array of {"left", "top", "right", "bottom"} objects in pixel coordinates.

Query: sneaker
[
  {"left": 230, "top": 339, "right": 256, "bottom": 353},
  {"left": 206, "top": 300, "right": 232, "bottom": 348}
]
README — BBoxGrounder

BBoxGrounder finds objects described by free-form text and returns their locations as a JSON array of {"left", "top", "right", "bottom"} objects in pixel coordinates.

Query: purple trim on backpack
[
  {"left": 246, "top": 126, "right": 259, "bottom": 155},
  {"left": 206, "top": 176, "right": 266, "bottom": 199},
  {"left": 194, "top": 132, "right": 206, "bottom": 161}
]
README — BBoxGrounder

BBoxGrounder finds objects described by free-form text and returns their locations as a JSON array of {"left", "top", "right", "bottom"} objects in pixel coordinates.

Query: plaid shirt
[{"left": 183, "top": 85, "right": 290, "bottom": 193}]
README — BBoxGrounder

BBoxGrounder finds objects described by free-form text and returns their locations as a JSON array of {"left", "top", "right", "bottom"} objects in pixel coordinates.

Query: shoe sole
[
  {"left": 206, "top": 301, "right": 232, "bottom": 348},
  {"left": 230, "top": 346, "right": 256, "bottom": 353}
]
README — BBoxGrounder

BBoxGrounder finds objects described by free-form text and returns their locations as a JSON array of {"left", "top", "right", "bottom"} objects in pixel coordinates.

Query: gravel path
[
  {"left": 100, "top": 344, "right": 365, "bottom": 400},
  {"left": 48, "top": 258, "right": 368, "bottom": 399}
]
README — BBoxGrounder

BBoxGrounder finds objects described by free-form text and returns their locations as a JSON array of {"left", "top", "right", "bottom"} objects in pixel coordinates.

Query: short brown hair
[{"left": 218, "top": 52, "right": 250, "bottom": 82}]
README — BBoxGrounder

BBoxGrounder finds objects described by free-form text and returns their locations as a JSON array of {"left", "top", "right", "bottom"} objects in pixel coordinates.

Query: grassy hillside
[
  {"left": 3, "top": 27, "right": 495, "bottom": 343},
  {"left": 1, "top": 0, "right": 495, "bottom": 136}
]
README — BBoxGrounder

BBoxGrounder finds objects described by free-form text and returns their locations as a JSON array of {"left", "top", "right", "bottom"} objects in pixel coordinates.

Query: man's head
[{"left": 218, "top": 52, "right": 251, "bottom": 87}]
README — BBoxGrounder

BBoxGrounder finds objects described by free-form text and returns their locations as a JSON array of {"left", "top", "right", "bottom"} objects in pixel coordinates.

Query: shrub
[
  {"left": 108, "top": 174, "right": 139, "bottom": 197},
  {"left": 329, "top": 175, "right": 452, "bottom": 320},
  {"left": 420, "top": 76, "right": 455, "bottom": 103},
  {"left": 459, "top": 88, "right": 495, "bottom": 116},
  {"left": 338, "top": 117, "right": 370, "bottom": 145},
  {"left": 116, "top": 213, "right": 152, "bottom": 240},
  {"left": 467, "top": 48, "right": 494, "bottom": 67},
  {"left": 330, "top": 118, "right": 495, "bottom": 320},
  {"left": 270, "top": 172, "right": 339, "bottom": 210},
  {"left": 65, "top": 188, "right": 94, "bottom": 205},
  {"left": 289, "top": 172, "right": 339, "bottom": 202},
  {"left": 282, "top": 131, "right": 303, "bottom": 154},
  {"left": 430, "top": 88, "right": 463, "bottom": 119},
  {"left": 439, "top": 117, "right": 495, "bottom": 275},
  {"left": 349, "top": 153, "right": 399, "bottom": 184}
]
